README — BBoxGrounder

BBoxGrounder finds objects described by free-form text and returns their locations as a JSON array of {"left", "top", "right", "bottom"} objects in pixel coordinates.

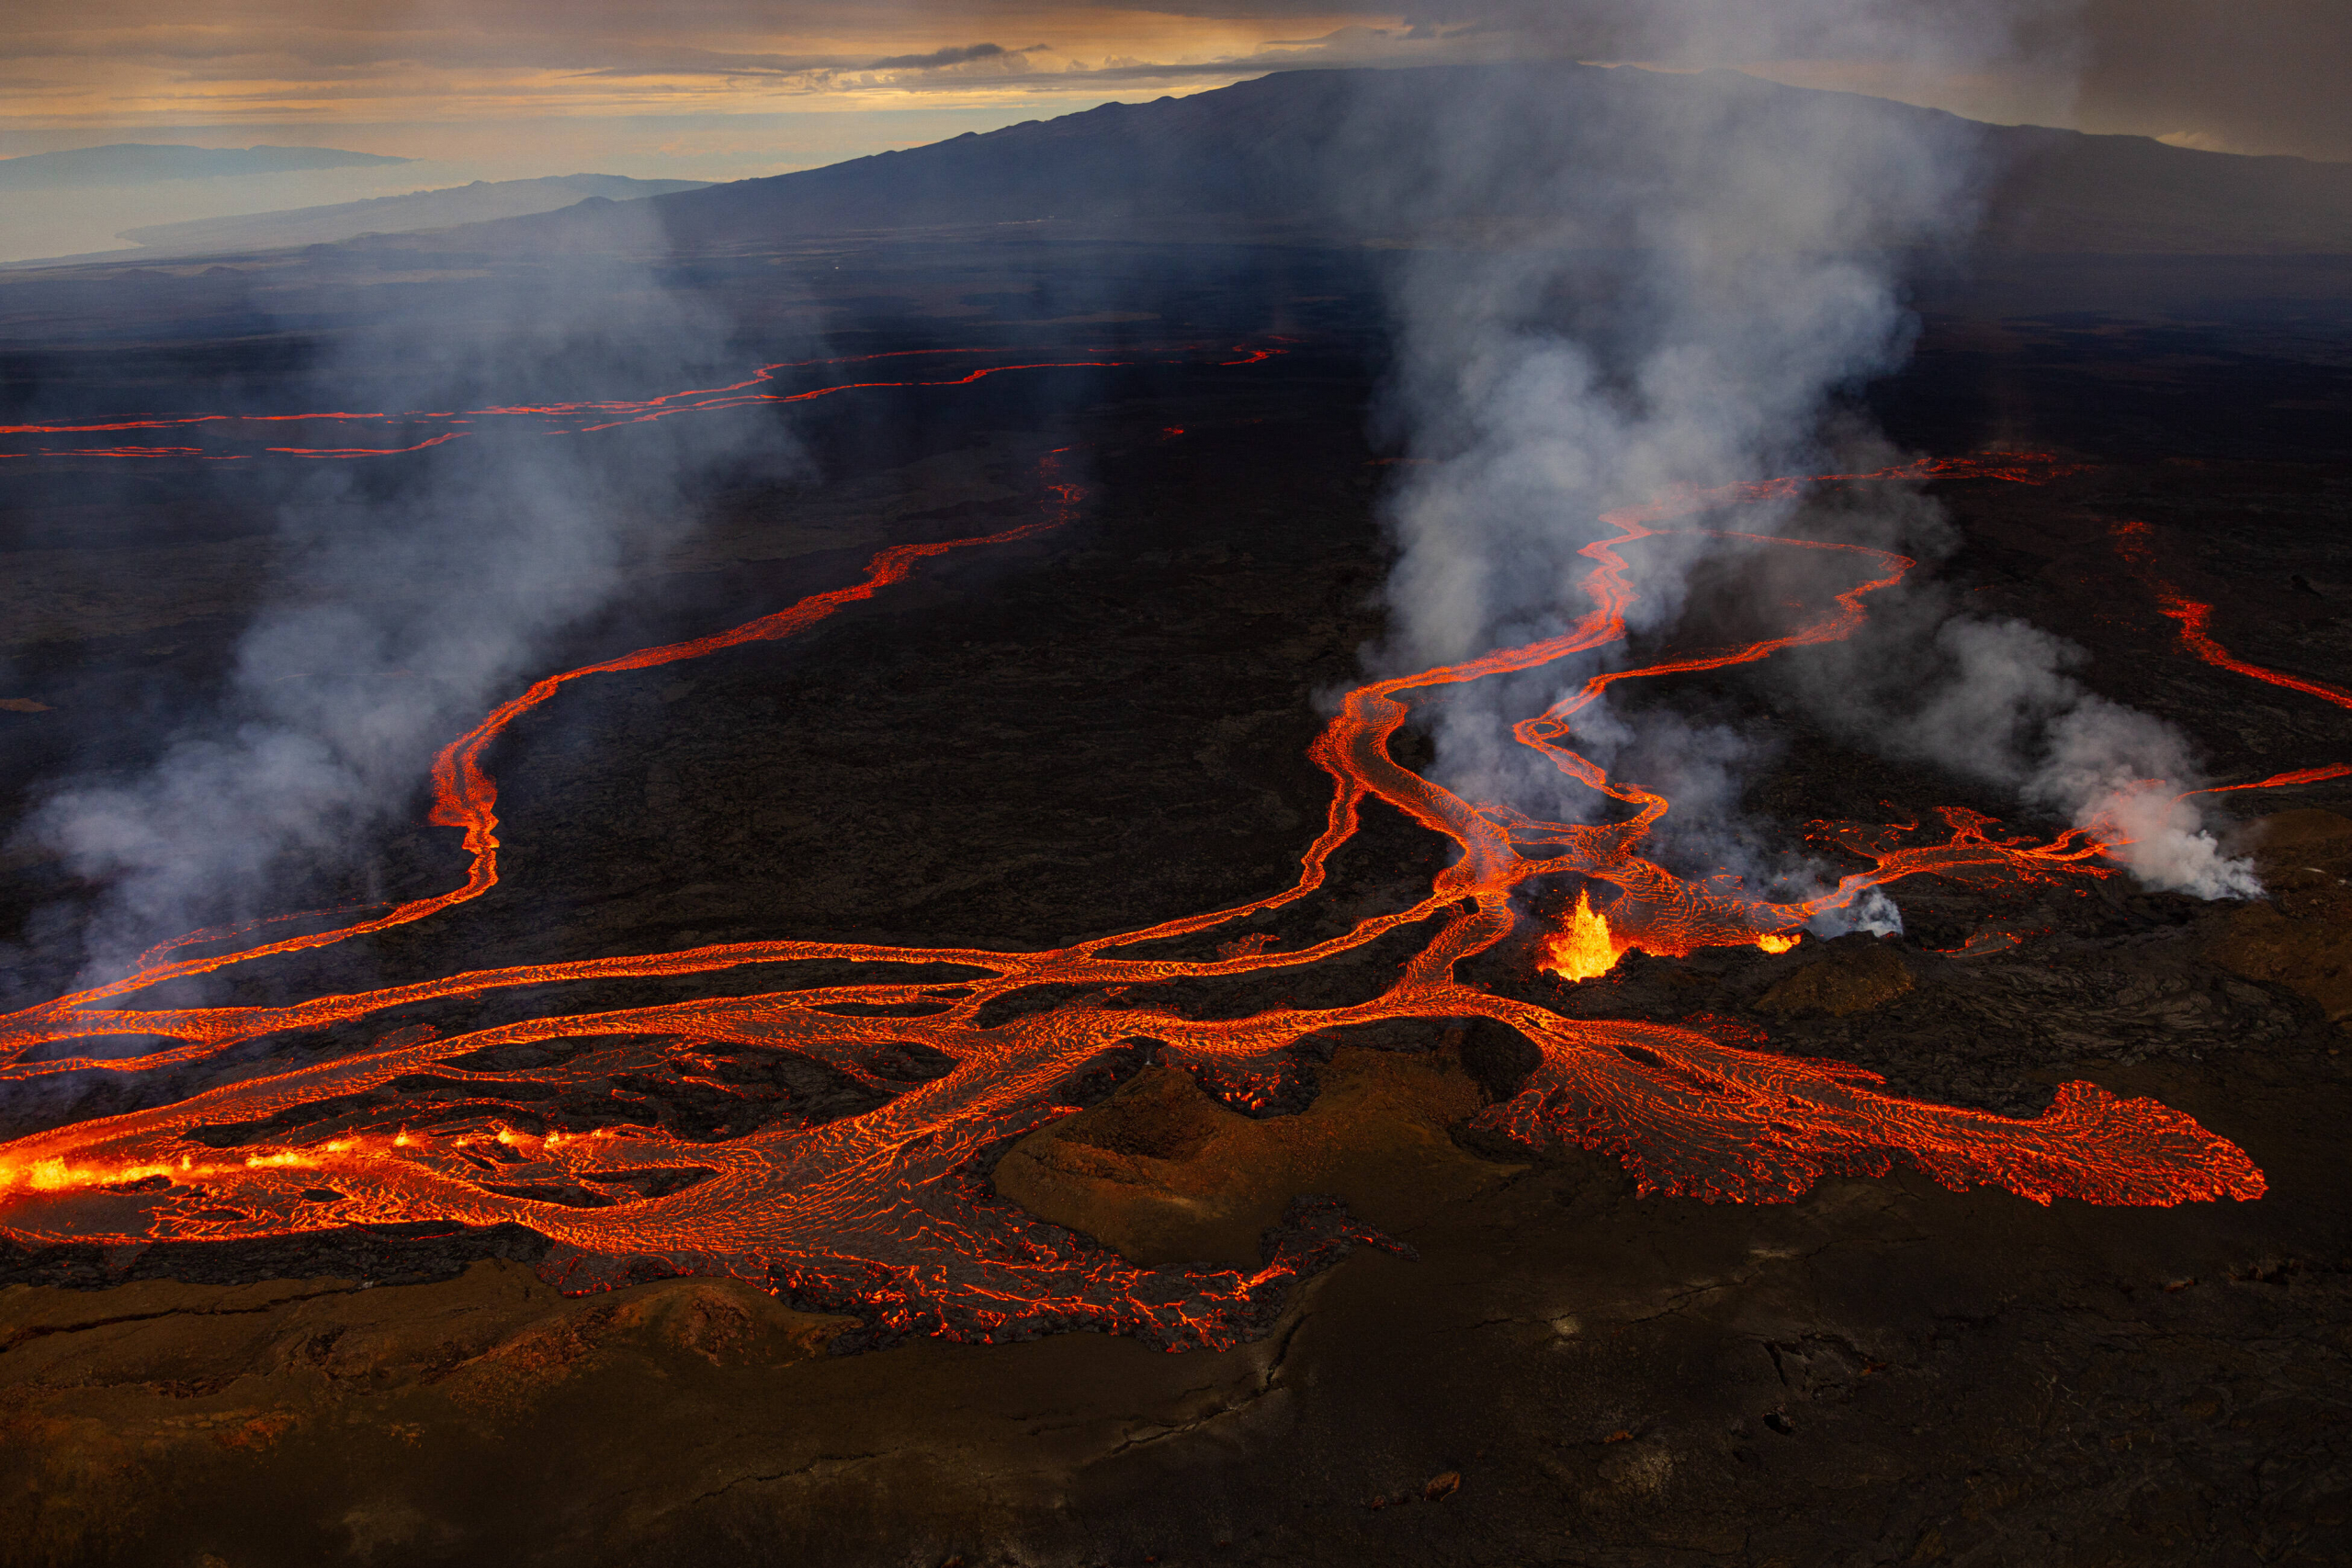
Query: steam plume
[
  {"left": 17, "top": 203, "right": 804, "bottom": 987},
  {"left": 1791, "top": 607, "right": 2261, "bottom": 897},
  {"left": 1363, "top": 8, "right": 2255, "bottom": 906}
]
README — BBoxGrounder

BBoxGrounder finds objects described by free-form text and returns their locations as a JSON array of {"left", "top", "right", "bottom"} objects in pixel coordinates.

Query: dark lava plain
[{"left": 2, "top": 243, "right": 2349, "bottom": 1566}]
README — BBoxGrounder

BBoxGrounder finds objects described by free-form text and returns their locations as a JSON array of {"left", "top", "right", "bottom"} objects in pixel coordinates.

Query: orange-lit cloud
[
  {"left": 3, "top": 1, "right": 2339, "bottom": 163},
  {"left": 1, "top": 4, "right": 1427, "bottom": 130}
]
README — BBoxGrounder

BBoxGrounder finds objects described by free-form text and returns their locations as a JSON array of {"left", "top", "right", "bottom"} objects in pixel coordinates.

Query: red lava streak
[
  {"left": 0, "top": 346, "right": 1227, "bottom": 461},
  {"left": 0, "top": 440, "right": 2268, "bottom": 1352},
  {"left": 2112, "top": 519, "right": 2352, "bottom": 796}
]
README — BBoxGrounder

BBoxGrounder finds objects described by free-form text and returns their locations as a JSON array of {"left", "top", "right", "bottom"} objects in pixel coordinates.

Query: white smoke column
[
  {"left": 1794, "top": 609, "right": 2260, "bottom": 897},
  {"left": 1363, "top": 1, "right": 2256, "bottom": 903},
  {"left": 2043, "top": 705, "right": 2259, "bottom": 898},
  {"left": 23, "top": 201, "right": 809, "bottom": 983}
]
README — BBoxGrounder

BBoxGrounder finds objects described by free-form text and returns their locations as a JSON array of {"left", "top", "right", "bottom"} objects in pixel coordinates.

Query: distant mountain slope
[
  {"left": 114, "top": 175, "right": 712, "bottom": 255},
  {"left": 1984, "top": 127, "right": 2352, "bottom": 252},
  {"left": 0, "top": 144, "right": 411, "bottom": 191},
  {"left": 389, "top": 65, "right": 2352, "bottom": 257}
]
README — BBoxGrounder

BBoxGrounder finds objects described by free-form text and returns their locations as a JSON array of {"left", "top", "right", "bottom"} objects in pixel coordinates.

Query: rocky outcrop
[
  {"left": 2211, "top": 810, "right": 2352, "bottom": 1025},
  {"left": 1753, "top": 937, "right": 1917, "bottom": 1019},
  {"left": 992, "top": 1045, "right": 1510, "bottom": 1269}
]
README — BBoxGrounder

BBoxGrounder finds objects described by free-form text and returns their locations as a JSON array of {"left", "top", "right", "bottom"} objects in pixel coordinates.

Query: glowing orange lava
[
  {"left": 1543, "top": 892, "right": 1798, "bottom": 980},
  {"left": 0, "top": 344, "right": 1260, "bottom": 462},
  {"left": 0, "top": 427, "right": 2276, "bottom": 1352},
  {"left": 1542, "top": 889, "right": 1620, "bottom": 981},
  {"left": 2113, "top": 519, "right": 2352, "bottom": 795}
]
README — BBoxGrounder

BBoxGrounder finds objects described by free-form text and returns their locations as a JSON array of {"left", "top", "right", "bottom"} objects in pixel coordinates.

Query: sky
[{"left": 2, "top": 1, "right": 2343, "bottom": 260}]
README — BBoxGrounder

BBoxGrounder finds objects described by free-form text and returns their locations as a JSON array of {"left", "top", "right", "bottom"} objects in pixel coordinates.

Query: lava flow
[
  {"left": 0, "top": 344, "right": 1244, "bottom": 462},
  {"left": 0, "top": 446, "right": 2270, "bottom": 1353},
  {"left": 2112, "top": 518, "right": 2352, "bottom": 797}
]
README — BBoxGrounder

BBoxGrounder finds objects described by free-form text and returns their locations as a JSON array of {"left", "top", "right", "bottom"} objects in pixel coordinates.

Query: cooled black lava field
[{"left": 1, "top": 242, "right": 2348, "bottom": 1567}]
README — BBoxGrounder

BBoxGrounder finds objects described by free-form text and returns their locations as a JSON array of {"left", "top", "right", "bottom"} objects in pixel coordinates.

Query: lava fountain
[{"left": 1542, "top": 889, "right": 1622, "bottom": 982}]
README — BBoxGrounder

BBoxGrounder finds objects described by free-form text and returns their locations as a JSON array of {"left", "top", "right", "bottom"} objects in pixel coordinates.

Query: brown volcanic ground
[{"left": 1, "top": 245, "right": 2350, "bottom": 1565}]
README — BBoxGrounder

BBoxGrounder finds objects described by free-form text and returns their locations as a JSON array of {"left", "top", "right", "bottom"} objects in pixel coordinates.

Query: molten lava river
[{"left": 0, "top": 352, "right": 2281, "bottom": 1351}]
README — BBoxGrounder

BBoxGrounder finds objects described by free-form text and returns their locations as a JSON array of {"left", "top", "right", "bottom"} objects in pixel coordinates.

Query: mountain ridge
[
  {"left": 0, "top": 144, "right": 412, "bottom": 191},
  {"left": 113, "top": 175, "right": 712, "bottom": 255},
  {"left": 373, "top": 65, "right": 2352, "bottom": 257}
]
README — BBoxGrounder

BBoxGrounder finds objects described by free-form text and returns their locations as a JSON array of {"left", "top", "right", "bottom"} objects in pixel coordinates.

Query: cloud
[
  {"left": 2071, "top": 0, "right": 2352, "bottom": 160},
  {"left": 866, "top": 42, "right": 1012, "bottom": 70},
  {"left": 562, "top": 41, "right": 1045, "bottom": 84}
]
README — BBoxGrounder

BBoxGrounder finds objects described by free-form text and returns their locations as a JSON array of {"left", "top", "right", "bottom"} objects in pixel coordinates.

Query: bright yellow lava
[
  {"left": 1542, "top": 889, "right": 1621, "bottom": 982},
  {"left": 0, "top": 1125, "right": 616, "bottom": 1199}
]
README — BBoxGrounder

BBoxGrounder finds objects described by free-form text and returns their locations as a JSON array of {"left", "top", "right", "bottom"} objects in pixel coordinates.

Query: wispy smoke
[
  {"left": 19, "top": 203, "right": 805, "bottom": 985},
  {"left": 1359, "top": 3, "right": 2254, "bottom": 907},
  {"left": 1790, "top": 607, "right": 2260, "bottom": 897}
]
